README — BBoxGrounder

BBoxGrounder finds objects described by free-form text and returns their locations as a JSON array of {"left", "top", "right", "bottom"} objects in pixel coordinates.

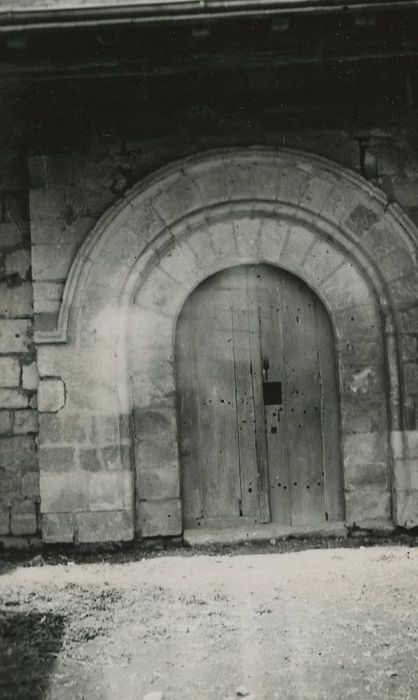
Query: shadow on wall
[{"left": 0, "top": 611, "right": 65, "bottom": 700}]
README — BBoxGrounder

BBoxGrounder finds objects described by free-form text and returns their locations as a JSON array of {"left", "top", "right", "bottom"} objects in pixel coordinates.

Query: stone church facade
[{"left": 1, "top": 0, "right": 418, "bottom": 545}]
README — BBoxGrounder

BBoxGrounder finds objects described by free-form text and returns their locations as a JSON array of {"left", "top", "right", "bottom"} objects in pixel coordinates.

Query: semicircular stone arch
[{"left": 36, "top": 148, "right": 418, "bottom": 544}]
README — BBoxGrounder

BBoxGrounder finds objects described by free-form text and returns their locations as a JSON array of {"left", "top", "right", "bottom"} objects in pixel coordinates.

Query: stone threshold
[{"left": 183, "top": 521, "right": 348, "bottom": 546}]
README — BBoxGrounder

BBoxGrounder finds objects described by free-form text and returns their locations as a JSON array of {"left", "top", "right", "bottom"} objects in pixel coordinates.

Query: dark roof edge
[{"left": 1, "top": 0, "right": 418, "bottom": 32}]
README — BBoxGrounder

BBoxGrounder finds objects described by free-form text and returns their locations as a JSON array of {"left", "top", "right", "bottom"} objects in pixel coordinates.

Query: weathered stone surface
[
  {"left": 21, "top": 472, "right": 40, "bottom": 498},
  {"left": 42, "top": 512, "right": 74, "bottom": 543},
  {"left": 134, "top": 436, "right": 179, "bottom": 473},
  {"left": 343, "top": 432, "right": 387, "bottom": 465},
  {"left": 406, "top": 430, "right": 418, "bottom": 456},
  {"left": 5, "top": 249, "right": 30, "bottom": 279},
  {"left": 0, "top": 435, "right": 37, "bottom": 471},
  {"left": 31, "top": 216, "right": 94, "bottom": 246},
  {"left": 13, "top": 409, "right": 38, "bottom": 434},
  {"left": 0, "top": 504, "right": 9, "bottom": 535},
  {"left": 38, "top": 446, "right": 75, "bottom": 472},
  {"left": 0, "top": 357, "right": 20, "bottom": 387},
  {"left": 394, "top": 490, "right": 418, "bottom": 528},
  {"left": 344, "top": 462, "right": 389, "bottom": 490},
  {"left": 139, "top": 498, "right": 182, "bottom": 537},
  {"left": 0, "top": 389, "right": 28, "bottom": 409},
  {"left": 0, "top": 319, "right": 32, "bottom": 353},
  {"left": 87, "top": 470, "right": 132, "bottom": 511},
  {"left": 75, "top": 510, "right": 134, "bottom": 543},
  {"left": 303, "top": 239, "right": 345, "bottom": 286},
  {"left": 38, "top": 413, "right": 61, "bottom": 442},
  {"left": 33, "top": 281, "right": 64, "bottom": 313},
  {"left": 0, "top": 222, "right": 22, "bottom": 249},
  {"left": 276, "top": 225, "right": 315, "bottom": 270},
  {"left": 31, "top": 242, "right": 78, "bottom": 282},
  {"left": 137, "top": 468, "right": 180, "bottom": 500},
  {"left": 400, "top": 307, "right": 418, "bottom": 333},
  {"left": 10, "top": 500, "right": 38, "bottom": 536},
  {"left": 40, "top": 471, "right": 89, "bottom": 512},
  {"left": 401, "top": 335, "right": 417, "bottom": 362},
  {"left": 0, "top": 411, "right": 13, "bottom": 434},
  {"left": 389, "top": 275, "right": 418, "bottom": 309},
  {"left": 320, "top": 264, "right": 372, "bottom": 312},
  {"left": 379, "top": 248, "right": 415, "bottom": 282},
  {"left": 38, "top": 378, "right": 65, "bottom": 412},
  {"left": 391, "top": 179, "right": 418, "bottom": 208},
  {"left": 79, "top": 449, "right": 101, "bottom": 472},
  {"left": 22, "top": 362, "right": 39, "bottom": 391},
  {"left": 333, "top": 304, "right": 380, "bottom": 342},
  {"left": 0, "top": 282, "right": 33, "bottom": 318},
  {"left": 404, "top": 363, "right": 418, "bottom": 393},
  {"left": 344, "top": 202, "right": 381, "bottom": 236},
  {"left": 345, "top": 489, "right": 391, "bottom": 524}
]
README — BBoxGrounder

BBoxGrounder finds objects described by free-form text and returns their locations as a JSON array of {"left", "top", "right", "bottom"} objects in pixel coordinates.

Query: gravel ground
[{"left": 1, "top": 541, "right": 418, "bottom": 699}]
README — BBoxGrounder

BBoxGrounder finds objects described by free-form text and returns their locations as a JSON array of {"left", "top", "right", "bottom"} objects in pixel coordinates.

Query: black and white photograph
[{"left": 1, "top": 1, "right": 418, "bottom": 698}]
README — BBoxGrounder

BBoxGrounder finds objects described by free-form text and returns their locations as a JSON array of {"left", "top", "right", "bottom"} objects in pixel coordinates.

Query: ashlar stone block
[
  {"left": 42, "top": 512, "right": 74, "bottom": 543},
  {"left": 10, "top": 500, "right": 37, "bottom": 535},
  {"left": 138, "top": 498, "right": 182, "bottom": 537},
  {"left": 75, "top": 510, "right": 134, "bottom": 543},
  {"left": 0, "top": 357, "right": 20, "bottom": 388},
  {"left": 38, "top": 378, "right": 65, "bottom": 413}
]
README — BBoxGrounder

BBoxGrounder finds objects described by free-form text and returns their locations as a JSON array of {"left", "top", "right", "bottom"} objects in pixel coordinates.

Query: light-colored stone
[
  {"left": 137, "top": 468, "right": 180, "bottom": 500},
  {"left": 33, "top": 281, "right": 64, "bottom": 313},
  {"left": 143, "top": 692, "right": 163, "bottom": 700},
  {"left": 22, "top": 362, "right": 39, "bottom": 391},
  {"left": 10, "top": 500, "right": 38, "bottom": 535},
  {"left": 40, "top": 470, "right": 89, "bottom": 512},
  {"left": 0, "top": 357, "right": 20, "bottom": 387},
  {"left": 31, "top": 242, "right": 78, "bottom": 282},
  {"left": 75, "top": 510, "right": 134, "bottom": 543},
  {"left": 0, "top": 389, "right": 28, "bottom": 409},
  {"left": 0, "top": 319, "right": 32, "bottom": 353},
  {"left": 394, "top": 489, "right": 418, "bottom": 528},
  {"left": 139, "top": 498, "right": 182, "bottom": 537},
  {"left": 38, "top": 377, "right": 65, "bottom": 412},
  {"left": 86, "top": 470, "right": 133, "bottom": 511},
  {"left": 42, "top": 512, "right": 74, "bottom": 543},
  {"left": 345, "top": 490, "right": 391, "bottom": 524}
]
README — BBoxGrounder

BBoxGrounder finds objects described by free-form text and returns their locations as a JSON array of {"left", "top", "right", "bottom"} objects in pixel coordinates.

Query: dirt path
[{"left": 1, "top": 545, "right": 418, "bottom": 699}]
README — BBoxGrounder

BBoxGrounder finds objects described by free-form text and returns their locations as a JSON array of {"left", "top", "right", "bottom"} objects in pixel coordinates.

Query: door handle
[{"left": 262, "top": 355, "right": 270, "bottom": 382}]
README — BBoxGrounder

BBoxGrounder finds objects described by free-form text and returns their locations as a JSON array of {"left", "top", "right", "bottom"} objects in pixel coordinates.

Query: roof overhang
[{"left": 1, "top": 0, "right": 418, "bottom": 31}]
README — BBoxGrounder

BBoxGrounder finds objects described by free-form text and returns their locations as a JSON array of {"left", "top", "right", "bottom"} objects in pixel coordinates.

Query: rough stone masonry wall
[
  {"left": 0, "top": 152, "right": 39, "bottom": 545},
  {"left": 3, "top": 119, "right": 418, "bottom": 544}
]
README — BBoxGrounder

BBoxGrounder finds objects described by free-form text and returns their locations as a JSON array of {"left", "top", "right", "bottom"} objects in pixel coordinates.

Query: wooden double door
[{"left": 175, "top": 264, "right": 344, "bottom": 530}]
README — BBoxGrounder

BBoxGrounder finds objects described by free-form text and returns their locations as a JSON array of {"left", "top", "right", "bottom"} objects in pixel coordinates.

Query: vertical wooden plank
[
  {"left": 281, "top": 273, "right": 326, "bottom": 527},
  {"left": 315, "top": 301, "right": 345, "bottom": 522},
  {"left": 176, "top": 292, "right": 203, "bottom": 527},
  {"left": 176, "top": 269, "right": 242, "bottom": 527},
  {"left": 256, "top": 265, "right": 290, "bottom": 525},
  {"left": 246, "top": 266, "right": 271, "bottom": 523},
  {"left": 229, "top": 267, "right": 259, "bottom": 519},
  {"left": 194, "top": 274, "right": 242, "bottom": 522}
]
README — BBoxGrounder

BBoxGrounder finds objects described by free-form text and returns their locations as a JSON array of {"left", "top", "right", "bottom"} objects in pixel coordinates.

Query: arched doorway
[
  {"left": 35, "top": 147, "right": 418, "bottom": 543},
  {"left": 176, "top": 264, "right": 344, "bottom": 531}
]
